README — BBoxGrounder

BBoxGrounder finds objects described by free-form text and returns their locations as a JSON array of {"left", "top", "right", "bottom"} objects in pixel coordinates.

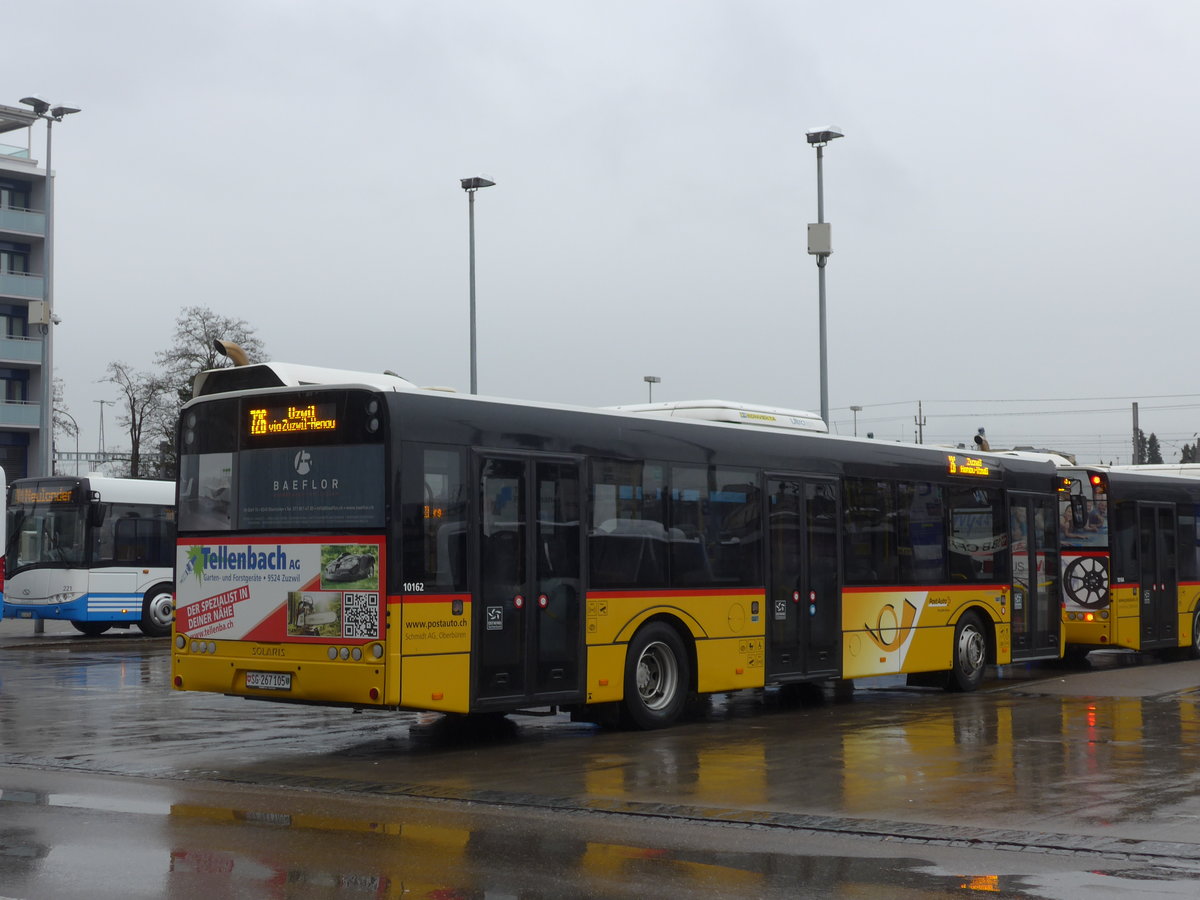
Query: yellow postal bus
[
  {"left": 1058, "top": 465, "right": 1200, "bottom": 660},
  {"left": 172, "top": 356, "right": 1063, "bottom": 727}
]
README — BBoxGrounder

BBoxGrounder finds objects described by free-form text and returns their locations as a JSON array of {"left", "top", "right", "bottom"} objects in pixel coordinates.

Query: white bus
[{"left": 3, "top": 475, "right": 175, "bottom": 636}]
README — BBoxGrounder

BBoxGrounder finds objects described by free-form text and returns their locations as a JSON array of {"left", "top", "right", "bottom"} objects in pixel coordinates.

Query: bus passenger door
[
  {"left": 1009, "top": 493, "right": 1060, "bottom": 660},
  {"left": 1138, "top": 503, "right": 1178, "bottom": 648},
  {"left": 476, "top": 454, "right": 584, "bottom": 707},
  {"left": 765, "top": 476, "right": 840, "bottom": 681}
]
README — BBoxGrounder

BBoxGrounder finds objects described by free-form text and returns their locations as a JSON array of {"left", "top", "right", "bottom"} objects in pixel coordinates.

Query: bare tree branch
[{"left": 103, "top": 362, "right": 169, "bottom": 479}]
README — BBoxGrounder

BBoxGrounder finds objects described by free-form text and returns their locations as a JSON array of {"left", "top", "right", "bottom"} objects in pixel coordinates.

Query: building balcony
[
  {"left": 0, "top": 141, "right": 31, "bottom": 161},
  {"left": 0, "top": 206, "right": 45, "bottom": 236},
  {"left": 0, "top": 400, "right": 40, "bottom": 429},
  {"left": 0, "top": 271, "right": 43, "bottom": 300},
  {"left": 0, "top": 335, "right": 42, "bottom": 365}
]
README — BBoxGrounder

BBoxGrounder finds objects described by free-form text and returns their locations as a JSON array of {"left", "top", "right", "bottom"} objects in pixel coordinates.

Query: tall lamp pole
[
  {"left": 460, "top": 175, "right": 495, "bottom": 395},
  {"left": 643, "top": 375, "right": 660, "bottom": 402},
  {"left": 850, "top": 404, "right": 862, "bottom": 437},
  {"left": 806, "top": 126, "right": 843, "bottom": 427},
  {"left": 19, "top": 95, "right": 81, "bottom": 476}
]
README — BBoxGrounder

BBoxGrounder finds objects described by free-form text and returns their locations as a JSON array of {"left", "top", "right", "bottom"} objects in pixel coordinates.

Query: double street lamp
[
  {"left": 806, "top": 125, "right": 843, "bottom": 428},
  {"left": 19, "top": 95, "right": 81, "bottom": 476},
  {"left": 461, "top": 175, "right": 495, "bottom": 395}
]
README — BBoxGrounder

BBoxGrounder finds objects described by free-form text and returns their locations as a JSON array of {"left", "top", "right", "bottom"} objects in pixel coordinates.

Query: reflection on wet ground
[{"left": 3, "top": 640, "right": 1200, "bottom": 896}]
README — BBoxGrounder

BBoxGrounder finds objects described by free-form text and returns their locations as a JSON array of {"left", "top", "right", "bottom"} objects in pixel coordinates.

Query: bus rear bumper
[{"left": 172, "top": 651, "right": 390, "bottom": 708}]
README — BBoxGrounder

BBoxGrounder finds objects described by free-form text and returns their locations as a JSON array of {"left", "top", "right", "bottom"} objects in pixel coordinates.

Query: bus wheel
[
  {"left": 71, "top": 621, "right": 111, "bottom": 637},
  {"left": 622, "top": 623, "right": 690, "bottom": 730},
  {"left": 138, "top": 585, "right": 175, "bottom": 638},
  {"left": 945, "top": 612, "right": 988, "bottom": 692},
  {"left": 1191, "top": 608, "right": 1200, "bottom": 660}
]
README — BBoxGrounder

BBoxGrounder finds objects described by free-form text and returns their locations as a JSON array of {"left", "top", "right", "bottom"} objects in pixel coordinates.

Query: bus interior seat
[{"left": 589, "top": 519, "right": 667, "bottom": 585}]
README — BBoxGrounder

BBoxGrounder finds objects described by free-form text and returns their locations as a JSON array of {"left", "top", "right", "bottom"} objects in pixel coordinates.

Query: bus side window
[
  {"left": 842, "top": 477, "right": 897, "bottom": 585},
  {"left": 589, "top": 459, "right": 667, "bottom": 589},
  {"left": 113, "top": 516, "right": 139, "bottom": 562},
  {"left": 400, "top": 444, "right": 468, "bottom": 593}
]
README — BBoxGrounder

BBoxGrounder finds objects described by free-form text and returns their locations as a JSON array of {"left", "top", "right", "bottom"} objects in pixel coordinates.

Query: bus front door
[
  {"left": 1138, "top": 502, "right": 1178, "bottom": 649},
  {"left": 1009, "top": 493, "right": 1060, "bottom": 660},
  {"left": 475, "top": 454, "right": 584, "bottom": 708},
  {"left": 765, "top": 476, "right": 840, "bottom": 681}
]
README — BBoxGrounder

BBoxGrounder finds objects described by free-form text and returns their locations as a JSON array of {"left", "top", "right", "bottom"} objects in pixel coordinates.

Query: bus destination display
[
  {"left": 249, "top": 403, "right": 338, "bottom": 437},
  {"left": 947, "top": 454, "right": 991, "bottom": 477},
  {"left": 11, "top": 486, "right": 75, "bottom": 504}
]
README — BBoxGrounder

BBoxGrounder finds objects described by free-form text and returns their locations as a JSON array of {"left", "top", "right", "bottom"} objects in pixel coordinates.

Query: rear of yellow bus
[{"left": 171, "top": 387, "right": 397, "bottom": 708}]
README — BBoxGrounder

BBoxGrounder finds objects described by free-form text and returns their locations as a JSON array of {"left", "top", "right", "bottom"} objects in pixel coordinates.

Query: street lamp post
[
  {"left": 806, "top": 126, "right": 843, "bottom": 428},
  {"left": 19, "top": 95, "right": 81, "bottom": 476},
  {"left": 850, "top": 404, "right": 862, "bottom": 437},
  {"left": 643, "top": 375, "right": 661, "bottom": 402},
  {"left": 460, "top": 175, "right": 495, "bottom": 395},
  {"left": 56, "top": 407, "right": 79, "bottom": 475}
]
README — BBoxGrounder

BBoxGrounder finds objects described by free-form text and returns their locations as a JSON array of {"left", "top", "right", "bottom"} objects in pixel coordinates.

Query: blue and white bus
[{"left": 3, "top": 475, "right": 175, "bottom": 636}]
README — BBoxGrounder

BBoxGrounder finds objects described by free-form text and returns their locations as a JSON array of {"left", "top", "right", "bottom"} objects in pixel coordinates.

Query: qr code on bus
[{"left": 342, "top": 592, "right": 380, "bottom": 639}]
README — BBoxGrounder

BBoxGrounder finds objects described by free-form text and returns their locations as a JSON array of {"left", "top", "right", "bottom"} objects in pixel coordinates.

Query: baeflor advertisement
[{"left": 176, "top": 536, "right": 384, "bottom": 643}]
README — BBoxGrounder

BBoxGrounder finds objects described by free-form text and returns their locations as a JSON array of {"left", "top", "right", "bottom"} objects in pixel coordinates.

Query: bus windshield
[{"left": 6, "top": 492, "right": 88, "bottom": 570}]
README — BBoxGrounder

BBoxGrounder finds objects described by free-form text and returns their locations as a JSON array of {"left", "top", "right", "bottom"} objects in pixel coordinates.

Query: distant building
[{"left": 0, "top": 104, "right": 49, "bottom": 478}]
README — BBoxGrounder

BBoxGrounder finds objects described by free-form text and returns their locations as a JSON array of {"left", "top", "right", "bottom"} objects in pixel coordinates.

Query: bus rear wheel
[
  {"left": 945, "top": 612, "right": 988, "bottom": 692},
  {"left": 622, "top": 622, "right": 690, "bottom": 730},
  {"left": 139, "top": 585, "right": 175, "bottom": 638},
  {"left": 71, "top": 621, "right": 111, "bottom": 637},
  {"left": 1191, "top": 608, "right": 1200, "bottom": 660}
]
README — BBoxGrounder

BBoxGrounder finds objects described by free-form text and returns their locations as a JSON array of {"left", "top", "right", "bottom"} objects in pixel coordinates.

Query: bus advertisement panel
[{"left": 175, "top": 536, "right": 383, "bottom": 643}]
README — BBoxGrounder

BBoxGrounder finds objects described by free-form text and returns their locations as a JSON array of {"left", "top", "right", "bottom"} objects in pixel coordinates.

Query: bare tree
[
  {"left": 154, "top": 305, "right": 266, "bottom": 394},
  {"left": 146, "top": 306, "right": 267, "bottom": 478},
  {"left": 103, "top": 362, "right": 169, "bottom": 478}
]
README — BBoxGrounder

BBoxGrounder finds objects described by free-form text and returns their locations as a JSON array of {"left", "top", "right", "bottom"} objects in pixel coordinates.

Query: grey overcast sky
[{"left": 8, "top": 0, "right": 1200, "bottom": 463}]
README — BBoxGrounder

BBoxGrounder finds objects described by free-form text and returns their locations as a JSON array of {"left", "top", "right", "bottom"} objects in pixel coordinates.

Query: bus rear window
[{"left": 177, "top": 389, "right": 387, "bottom": 532}]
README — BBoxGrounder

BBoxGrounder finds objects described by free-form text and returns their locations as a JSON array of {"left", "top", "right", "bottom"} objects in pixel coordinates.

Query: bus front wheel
[
  {"left": 945, "top": 612, "right": 988, "bottom": 692},
  {"left": 1191, "top": 608, "right": 1200, "bottom": 660},
  {"left": 71, "top": 621, "right": 111, "bottom": 637},
  {"left": 622, "top": 622, "right": 690, "bottom": 730},
  {"left": 139, "top": 585, "right": 175, "bottom": 638}
]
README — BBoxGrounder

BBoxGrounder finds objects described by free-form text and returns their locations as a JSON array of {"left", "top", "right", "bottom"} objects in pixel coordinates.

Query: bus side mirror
[{"left": 1070, "top": 495, "right": 1087, "bottom": 529}]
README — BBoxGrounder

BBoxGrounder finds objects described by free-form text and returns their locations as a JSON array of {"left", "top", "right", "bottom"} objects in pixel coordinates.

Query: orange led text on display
[
  {"left": 12, "top": 487, "right": 73, "bottom": 504},
  {"left": 947, "top": 455, "right": 991, "bottom": 477},
  {"left": 248, "top": 404, "right": 338, "bottom": 437}
]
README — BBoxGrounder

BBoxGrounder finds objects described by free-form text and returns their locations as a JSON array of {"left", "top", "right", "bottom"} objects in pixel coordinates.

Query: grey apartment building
[{"left": 0, "top": 104, "right": 51, "bottom": 478}]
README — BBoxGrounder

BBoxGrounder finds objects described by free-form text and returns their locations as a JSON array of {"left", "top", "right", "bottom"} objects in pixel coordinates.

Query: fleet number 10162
[{"left": 403, "top": 582, "right": 426, "bottom": 593}]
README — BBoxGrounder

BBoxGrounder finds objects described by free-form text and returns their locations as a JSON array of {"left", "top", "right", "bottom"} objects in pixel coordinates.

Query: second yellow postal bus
[
  {"left": 172, "top": 357, "right": 1064, "bottom": 728},
  {"left": 1058, "top": 465, "right": 1200, "bottom": 660}
]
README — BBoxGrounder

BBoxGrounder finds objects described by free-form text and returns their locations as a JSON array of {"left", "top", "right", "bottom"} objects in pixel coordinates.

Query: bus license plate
[{"left": 246, "top": 671, "right": 292, "bottom": 691}]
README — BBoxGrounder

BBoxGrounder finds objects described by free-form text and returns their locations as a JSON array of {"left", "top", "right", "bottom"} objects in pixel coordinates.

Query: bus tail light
[
  {"left": 173, "top": 675, "right": 183, "bottom": 688},
  {"left": 370, "top": 688, "right": 380, "bottom": 700}
]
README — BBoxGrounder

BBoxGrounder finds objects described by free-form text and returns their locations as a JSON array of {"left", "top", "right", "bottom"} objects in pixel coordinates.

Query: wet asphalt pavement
[{"left": 3, "top": 616, "right": 1200, "bottom": 897}]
